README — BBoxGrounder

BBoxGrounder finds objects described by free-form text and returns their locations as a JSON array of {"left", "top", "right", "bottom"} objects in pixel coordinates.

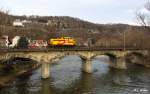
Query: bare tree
[
  {"left": 0, "top": 8, "right": 11, "bottom": 25},
  {"left": 136, "top": 1, "right": 150, "bottom": 30}
]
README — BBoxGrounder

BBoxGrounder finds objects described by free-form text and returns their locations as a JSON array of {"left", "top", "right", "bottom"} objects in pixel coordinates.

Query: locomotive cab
[{"left": 49, "top": 37, "right": 76, "bottom": 46}]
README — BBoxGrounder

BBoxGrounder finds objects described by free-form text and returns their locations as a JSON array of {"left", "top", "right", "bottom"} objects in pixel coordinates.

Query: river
[{"left": 0, "top": 56, "right": 150, "bottom": 94}]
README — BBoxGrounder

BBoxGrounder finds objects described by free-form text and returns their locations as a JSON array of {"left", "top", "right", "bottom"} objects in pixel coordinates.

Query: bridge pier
[
  {"left": 41, "top": 63, "right": 50, "bottom": 79},
  {"left": 82, "top": 59, "right": 92, "bottom": 73},
  {"left": 115, "top": 56, "right": 127, "bottom": 69}
]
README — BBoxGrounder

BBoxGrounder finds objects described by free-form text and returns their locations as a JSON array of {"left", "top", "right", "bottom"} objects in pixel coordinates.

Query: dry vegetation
[{"left": 0, "top": 9, "right": 150, "bottom": 48}]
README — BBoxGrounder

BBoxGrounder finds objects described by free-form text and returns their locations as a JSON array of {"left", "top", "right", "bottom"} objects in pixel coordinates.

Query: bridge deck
[{"left": 0, "top": 46, "right": 149, "bottom": 52}]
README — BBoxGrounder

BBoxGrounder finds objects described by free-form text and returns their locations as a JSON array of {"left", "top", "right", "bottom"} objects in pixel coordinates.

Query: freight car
[{"left": 28, "top": 40, "right": 48, "bottom": 48}]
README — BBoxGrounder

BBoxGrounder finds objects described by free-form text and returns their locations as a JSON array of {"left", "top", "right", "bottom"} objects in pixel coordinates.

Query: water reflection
[
  {"left": 0, "top": 56, "right": 150, "bottom": 94},
  {"left": 39, "top": 79, "right": 55, "bottom": 94},
  {"left": 15, "top": 76, "right": 30, "bottom": 94}
]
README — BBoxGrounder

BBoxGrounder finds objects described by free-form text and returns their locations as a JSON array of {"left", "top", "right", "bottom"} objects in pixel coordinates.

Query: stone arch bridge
[{"left": 0, "top": 49, "right": 149, "bottom": 79}]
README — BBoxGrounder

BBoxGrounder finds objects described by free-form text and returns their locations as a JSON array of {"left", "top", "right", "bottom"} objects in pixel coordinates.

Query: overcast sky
[{"left": 0, "top": 0, "right": 148, "bottom": 25}]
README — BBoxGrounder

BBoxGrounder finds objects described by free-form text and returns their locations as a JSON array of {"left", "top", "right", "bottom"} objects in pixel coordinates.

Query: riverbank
[{"left": 0, "top": 63, "right": 40, "bottom": 88}]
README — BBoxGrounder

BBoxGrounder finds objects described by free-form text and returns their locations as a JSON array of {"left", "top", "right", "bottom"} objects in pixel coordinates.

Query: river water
[{"left": 0, "top": 56, "right": 150, "bottom": 94}]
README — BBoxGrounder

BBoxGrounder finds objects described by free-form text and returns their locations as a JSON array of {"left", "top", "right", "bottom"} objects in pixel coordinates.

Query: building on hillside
[
  {"left": 0, "top": 38, "right": 6, "bottom": 48},
  {"left": 13, "top": 19, "right": 24, "bottom": 27},
  {"left": 22, "top": 20, "right": 32, "bottom": 24},
  {"left": 0, "top": 35, "right": 10, "bottom": 48},
  {"left": 0, "top": 35, "right": 23, "bottom": 48}
]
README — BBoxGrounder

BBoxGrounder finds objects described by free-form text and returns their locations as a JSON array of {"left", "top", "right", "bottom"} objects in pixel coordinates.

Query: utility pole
[{"left": 123, "top": 31, "right": 126, "bottom": 51}]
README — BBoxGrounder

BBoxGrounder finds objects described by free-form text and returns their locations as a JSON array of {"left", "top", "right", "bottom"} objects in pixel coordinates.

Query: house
[
  {"left": 0, "top": 37, "right": 6, "bottom": 48},
  {"left": 22, "top": 20, "right": 32, "bottom": 24},
  {"left": 0, "top": 35, "right": 11, "bottom": 48},
  {"left": 13, "top": 19, "right": 24, "bottom": 27},
  {"left": 2, "top": 35, "right": 21, "bottom": 48}
]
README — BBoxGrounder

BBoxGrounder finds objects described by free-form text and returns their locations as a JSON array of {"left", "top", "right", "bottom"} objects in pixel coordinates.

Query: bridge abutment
[{"left": 41, "top": 63, "right": 50, "bottom": 79}]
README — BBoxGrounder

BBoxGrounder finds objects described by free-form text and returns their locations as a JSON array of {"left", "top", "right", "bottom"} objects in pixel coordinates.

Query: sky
[{"left": 0, "top": 0, "right": 148, "bottom": 25}]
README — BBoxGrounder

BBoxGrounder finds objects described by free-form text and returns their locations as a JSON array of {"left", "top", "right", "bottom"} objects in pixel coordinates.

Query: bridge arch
[
  {"left": 91, "top": 52, "right": 117, "bottom": 63},
  {"left": 125, "top": 51, "right": 146, "bottom": 64},
  {"left": 126, "top": 52, "right": 145, "bottom": 57},
  {"left": 0, "top": 53, "right": 49, "bottom": 65},
  {"left": 50, "top": 52, "right": 88, "bottom": 63}
]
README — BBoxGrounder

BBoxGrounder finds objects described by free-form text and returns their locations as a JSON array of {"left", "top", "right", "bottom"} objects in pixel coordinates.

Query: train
[
  {"left": 49, "top": 37, "right": 76, "bottom": 46},
  {"left": 3, "top": 36, "right": 76, "bottom": 48},
  {"left": 28, "top": 37, "right": 76, "bottom": 48}
]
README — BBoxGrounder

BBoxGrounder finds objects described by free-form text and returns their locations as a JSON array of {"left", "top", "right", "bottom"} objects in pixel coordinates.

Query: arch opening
[
  {"left": 91, "top": 55, "right": 113, "bottom": 74},
  {"left": 50, "top": 53, "right": 87, "bottom": 64},
  {"left": 126, "top": 52, "right": 146, "bottom": 67},
  {"left": 9, "top": 57, "right": 38, "bottom": 65},
  {"left": 0, "top": 56, "right": 39, "bottom": 76},
  {"left": 91, "top": 53, "right": 117, "bottom": 64},
  {"left": 49, "top": 55, "right": 83, "bottom": 89},
  {"left": 90, "top": 53, "right": 117, "bottom": 74}
]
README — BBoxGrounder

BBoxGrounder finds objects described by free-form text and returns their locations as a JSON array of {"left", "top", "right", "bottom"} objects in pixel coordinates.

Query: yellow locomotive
[{"left": 49, "top": 37, "right": 76, "bottom": 46}]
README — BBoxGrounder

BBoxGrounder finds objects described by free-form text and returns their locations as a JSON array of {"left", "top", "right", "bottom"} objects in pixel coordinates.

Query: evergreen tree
[{"left": 17, "top": 37, "right": 28, "bottom": 48}]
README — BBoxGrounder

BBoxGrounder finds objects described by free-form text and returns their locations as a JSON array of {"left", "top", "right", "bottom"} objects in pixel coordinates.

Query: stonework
[{"left": 0, "top": 50, "right": 148, "bottom": 78}]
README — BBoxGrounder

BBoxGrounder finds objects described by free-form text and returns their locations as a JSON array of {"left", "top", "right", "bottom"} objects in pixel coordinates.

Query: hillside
[{"left": 0, "top": 10, "right": 150, "bottom": 47}]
